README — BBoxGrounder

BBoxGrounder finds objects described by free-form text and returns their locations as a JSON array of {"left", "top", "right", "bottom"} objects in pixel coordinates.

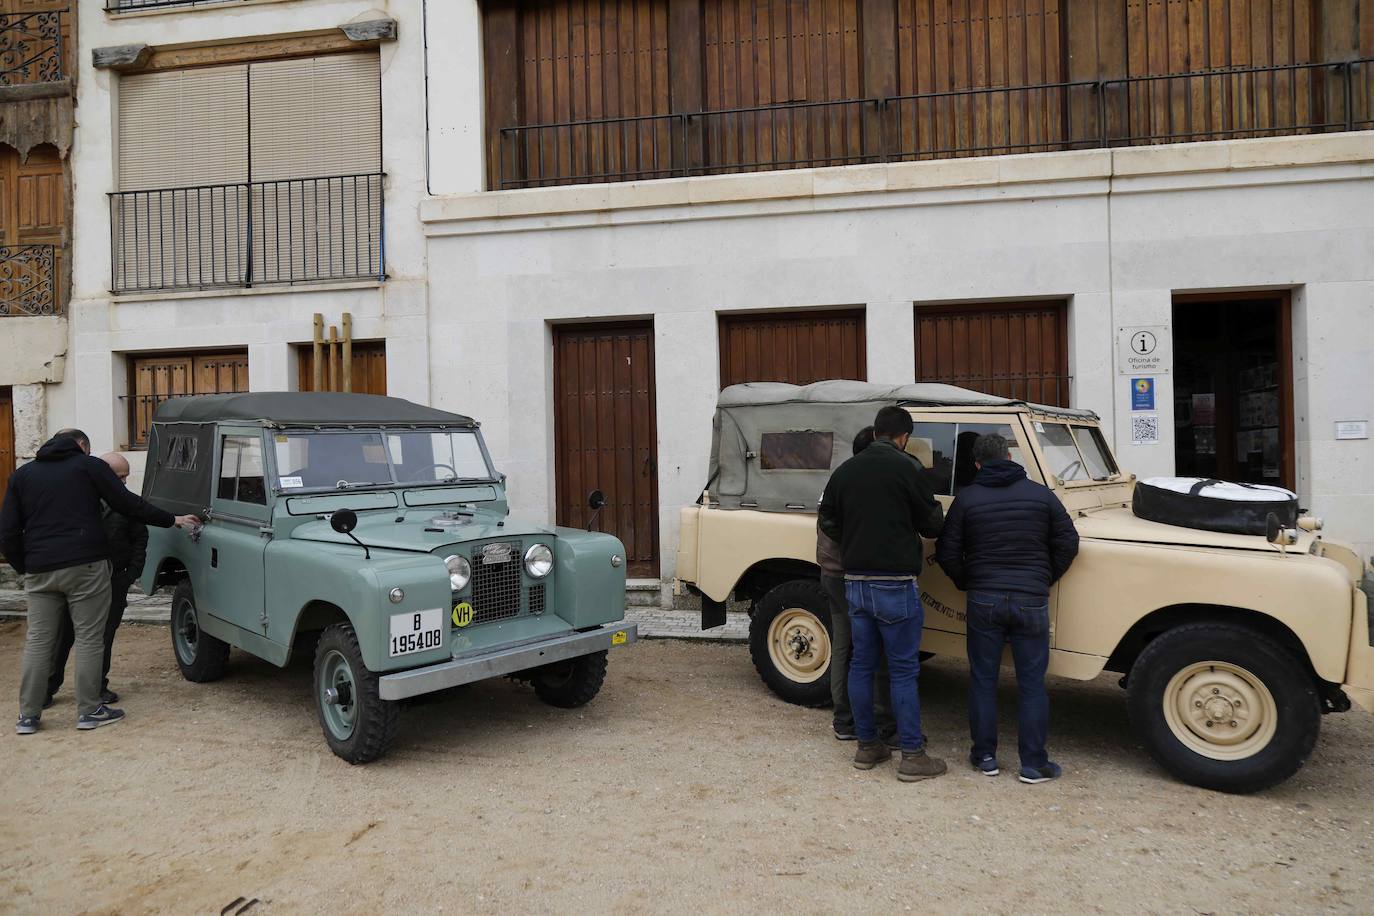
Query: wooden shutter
[
  {"left": 248, "top": 53, "right": 382, "bottom": 283},
  {"left": 915, "top": 301, "right": 1069, "bottom": 406},
  {"left": 129, "top": 350, "right": 248, "bottom": 447},
  {"left": 718, "top": 309, "right": 867, "bottom": 388},
  {"left": 297, "top": 341, "right": 387, "bottom": 394},
  {"left": 115, "top": 66, "right": 249, "bottom": 290}
]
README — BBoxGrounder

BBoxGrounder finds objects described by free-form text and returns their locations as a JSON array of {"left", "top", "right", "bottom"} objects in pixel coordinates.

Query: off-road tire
[
  {"left": 750, "top": 579, "right": 833, "bottom": 707},
  {"left": 313, "top": 622, "right": 400, "bottom": 764},
  {"left": 170, "top": 579, "right": 230, "bottom": 683},
  {"left": 531, "top": 650, "right": 609, "bottom": 708},
  {"left": 1127, "top": 622, "right": 1320, "bottom": 794}
]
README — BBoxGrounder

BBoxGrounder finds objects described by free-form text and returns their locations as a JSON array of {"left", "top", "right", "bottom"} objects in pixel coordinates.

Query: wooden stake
[
  {"left": 328, "top": 325, "right": 339, "bottom": 392},
  {"left": 312, "top": 313, "right": 324, "bottom": 392},
  {"left": 341, "top": 312, "right": 353, "bottom": 394}
]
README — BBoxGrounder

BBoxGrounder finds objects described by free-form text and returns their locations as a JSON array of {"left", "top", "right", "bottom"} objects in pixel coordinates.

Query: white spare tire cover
[{"left": 1132, "top": 477, "right": 1299, "bottom": 536}]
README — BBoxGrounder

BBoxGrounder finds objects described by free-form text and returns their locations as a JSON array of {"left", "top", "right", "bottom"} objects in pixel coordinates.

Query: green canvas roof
[{"left": 151, "top": 392, "right": 476, "bottom": 427}]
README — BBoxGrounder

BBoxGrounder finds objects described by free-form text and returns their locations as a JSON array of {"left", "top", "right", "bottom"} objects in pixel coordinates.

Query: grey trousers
[
  {"left": 20, "top": 562, "right": 112, "bottom": 718},
  {"left": 822, "top": 574, "right": 896, "bottom": 738}
]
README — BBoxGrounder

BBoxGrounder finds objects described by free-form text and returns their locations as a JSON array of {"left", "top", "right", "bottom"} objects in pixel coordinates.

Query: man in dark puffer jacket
[{"left": 936, "top": 433, "right": 1079, "bottom": 785}]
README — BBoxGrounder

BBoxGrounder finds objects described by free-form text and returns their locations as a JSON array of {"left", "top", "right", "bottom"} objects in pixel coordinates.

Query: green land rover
[{"left": 139, "top": 392, "right": 635, "bottom": 763}]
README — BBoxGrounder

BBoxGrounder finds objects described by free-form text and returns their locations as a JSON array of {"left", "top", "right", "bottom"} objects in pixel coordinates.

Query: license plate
[{"left": 389, "top": 608, "right": 444, "bottom": 658}]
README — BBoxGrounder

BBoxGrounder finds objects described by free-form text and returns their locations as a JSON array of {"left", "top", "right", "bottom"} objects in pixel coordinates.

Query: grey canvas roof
[
  {"left": 152, "top": 392, "right": 476, "bottom": 427},
  {"left": 717, "top": 380, "right": 1098, "bottom": 419}
]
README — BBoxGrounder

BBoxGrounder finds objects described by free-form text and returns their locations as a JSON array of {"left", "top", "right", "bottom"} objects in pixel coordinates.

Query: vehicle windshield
[
  {"left": 273, "top": 429, "right": 495, "bottom": 491},
  {"left": 1030, "top": 421, "right": 1119, "bottom": 482}
]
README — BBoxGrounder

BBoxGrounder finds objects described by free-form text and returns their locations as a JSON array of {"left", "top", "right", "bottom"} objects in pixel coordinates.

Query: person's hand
[{"left": 174, "top": 514, "right": 202, "bottom": 530}]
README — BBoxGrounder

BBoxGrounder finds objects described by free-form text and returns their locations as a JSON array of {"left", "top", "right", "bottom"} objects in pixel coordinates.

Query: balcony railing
[
  {"left": 498, "top": 59, "right": 1374, "bottom": 189},
  {"left": 106, "top": 0, "right": 247, "bottom": 11},
  {"left": 0, "top": 8, "right": 67, "bottom": 86},
  {"left": 0, "top": 244, "right": 59, "bottom": 316},
  {"left": 108, "top": 173, "right": 385, "bottom": 294}
]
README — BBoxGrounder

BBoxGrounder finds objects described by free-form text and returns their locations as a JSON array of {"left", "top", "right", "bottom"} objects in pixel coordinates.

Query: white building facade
[{"left": 3, "top": 0, "right": 1371, "bottom": 595}]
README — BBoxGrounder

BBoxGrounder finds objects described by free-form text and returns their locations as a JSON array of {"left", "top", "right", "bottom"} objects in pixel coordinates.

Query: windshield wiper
[{"left": 336, "top": 480, "right": 383, "bottom": 490}]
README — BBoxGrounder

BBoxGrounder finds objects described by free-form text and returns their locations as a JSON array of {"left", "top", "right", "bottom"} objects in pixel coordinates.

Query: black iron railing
[
  {"left": 108, "top": 173, "right": 385, "bottom": 293},
  {"left": 0, "top": 8, "right": 67, "bottom": 86},
  {"left": 106, "top": 0, "right": 247, "bottom": 11},
  {"left": 500, "top": 59, "right": 1374, "bottom": 189},
  {"left": 0, "top": 244, "right": 59, "bottom": 316}
]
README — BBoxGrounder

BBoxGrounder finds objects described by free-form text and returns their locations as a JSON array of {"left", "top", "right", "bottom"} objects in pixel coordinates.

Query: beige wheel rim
[
  {"left": 767, "top": 608, "right": 831, "bottom": 684},
  {"left": 1162, "top": 661, "right": 1278, "bottom": 761}
]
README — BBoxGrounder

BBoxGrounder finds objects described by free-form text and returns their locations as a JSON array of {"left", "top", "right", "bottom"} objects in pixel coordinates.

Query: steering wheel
[
  {"left": 1058, "top": 459, "right": 1083, "bottom": 481},
  {"left": 404, "top": 462, "right": 458, "bottom": 482}
]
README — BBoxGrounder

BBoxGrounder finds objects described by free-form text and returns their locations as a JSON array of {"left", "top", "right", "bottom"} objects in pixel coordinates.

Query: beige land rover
[{"left": 675, "top": 381, "right": 1374, "bottom": 793}]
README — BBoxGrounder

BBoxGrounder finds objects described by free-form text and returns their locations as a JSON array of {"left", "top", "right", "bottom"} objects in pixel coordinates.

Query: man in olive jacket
[
  {"left": 818, "top": 406, "right": 945, "bottom": 781},
  {"left": 45, "top": 453, "right": 148, "bottom": 708}
]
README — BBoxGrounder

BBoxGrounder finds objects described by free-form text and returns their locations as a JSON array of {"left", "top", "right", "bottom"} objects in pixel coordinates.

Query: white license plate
[{"left": 389, "top": 607, "right": 445, "bottom": 658}]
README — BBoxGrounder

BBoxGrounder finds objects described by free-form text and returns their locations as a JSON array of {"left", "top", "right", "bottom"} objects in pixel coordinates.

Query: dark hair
[
  {"left": 852, "top": 426, "right": 875, "bottom": 456},
  {"left": 55, "top": 428, "right": 90, "bottom": 451},
  {"left": 972, "top": 433, "right": 1011, "bottom": 464},
  {"left": 873, "top": 406, "right": 914, "bottom": 440}
]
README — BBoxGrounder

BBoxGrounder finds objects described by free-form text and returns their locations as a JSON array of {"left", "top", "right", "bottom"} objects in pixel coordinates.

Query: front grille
[
  {"left": 471, "top": 541, "right": 522, "bottom": 625},
  {"left": 529, "top": 583, "right": 546, "bottom": 615}
]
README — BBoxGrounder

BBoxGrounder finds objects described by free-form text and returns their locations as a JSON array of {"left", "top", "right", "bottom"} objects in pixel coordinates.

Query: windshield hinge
[{"left": 258, "top": 526, "right": 274, "bottom": 538}]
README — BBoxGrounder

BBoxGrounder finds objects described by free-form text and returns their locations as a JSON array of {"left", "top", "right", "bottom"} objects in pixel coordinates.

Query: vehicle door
[
  {"left": 905, "top": 414, "right": 1045, "bottom": 648},
  {"left": 194, "top": 427, "right": 270, "bottom": 635}
]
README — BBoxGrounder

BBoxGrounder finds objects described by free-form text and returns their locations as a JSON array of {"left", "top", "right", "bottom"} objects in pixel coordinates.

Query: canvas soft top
[
  {"left": 707, "top": 380, "right": 1098, "bottom": 513},
  {"left": 152, "top": 392, "right": 476, "bottom": 428}
]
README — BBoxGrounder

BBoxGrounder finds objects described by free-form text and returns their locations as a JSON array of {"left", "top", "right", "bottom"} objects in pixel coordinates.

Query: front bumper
[{"left": 378, "top": 622, "right": 637, "bottom": 700}]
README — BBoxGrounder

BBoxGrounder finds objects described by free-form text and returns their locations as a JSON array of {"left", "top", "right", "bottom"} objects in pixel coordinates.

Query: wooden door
[
  {"left": 0, "top": 144, "right": 66, "bottom": 314},
  {"left": 297, "top": 340, "right": 387, "bottom": 394},
  {"left": 553, "top": 322, "right": 659, "bottom": 577},
  {"left": 718, "top": 309, "right": 866, "bottom": 388},
  {"left": 0, "top": 387, "right": 13, "bottom": 504},
  {"left": 915, "top": 301, "right": 1069, "bottom": 406},
  {"left": 128, "top": 350, "right": 249, "bottom": 448}
]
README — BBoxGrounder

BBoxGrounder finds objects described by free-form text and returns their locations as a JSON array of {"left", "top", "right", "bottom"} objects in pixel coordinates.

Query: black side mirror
[
  {"left": 588, "top": 489, "right": 607, "bottom": 511},
  {"left": 330, "top": 508, "right": 359, "bottom": 534}
]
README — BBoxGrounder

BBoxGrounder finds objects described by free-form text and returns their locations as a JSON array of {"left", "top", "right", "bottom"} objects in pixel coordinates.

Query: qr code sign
[{"left": 1131, "top": 414, "right": 1160, "bottom": 444}]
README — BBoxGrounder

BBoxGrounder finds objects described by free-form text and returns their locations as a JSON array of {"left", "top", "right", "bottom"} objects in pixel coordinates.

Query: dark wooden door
[
  {"left": 297, "top": 340, "right": 387, "bottom": 394},
  {"left": 718, "top": 309, "right": 866, "bottom": 388},
  {"left": 0, "top": 387, "right": 13, "bottom": 505},
  {"left": 915, "top": 301, "right": 1069, "bottom": 406},
  {"left": 553, "top": 322, "right": 659, "bottom": 577}
]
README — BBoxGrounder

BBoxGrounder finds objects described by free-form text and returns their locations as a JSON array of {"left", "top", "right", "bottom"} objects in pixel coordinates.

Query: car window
[
  {"left": 910, "top": 422, "right": 957, "bottom": 496},
  {"left": 216, "top": 434, "right": 266, "bottom": 504},
  {"left": 274, "top": 429, "right": 494, "bottom": 491},
  {"left": 387, "top": 431, "right": 492, "bottom": 482},
  {"left": 1032, "top": 422, "right": 1088, "bottom": 481},
  {"left": 759, "top": 431, "right": 834, "bottom": 470},
  {"left": 1070, "top": 425, "right": 1118, "bottom": 480}
]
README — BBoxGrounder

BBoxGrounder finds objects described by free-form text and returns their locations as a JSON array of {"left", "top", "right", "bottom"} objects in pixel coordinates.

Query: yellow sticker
[
  {"left": 611, "top": 630, "right": 627, "bottom": 645},
  {"left": 452, "top": 602, "right": 474, "bottom": 628}
]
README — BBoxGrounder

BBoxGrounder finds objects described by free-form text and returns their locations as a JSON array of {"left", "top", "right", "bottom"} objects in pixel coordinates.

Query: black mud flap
[{"left": 701, "top": 595, "right": 727, "bottom": 630}]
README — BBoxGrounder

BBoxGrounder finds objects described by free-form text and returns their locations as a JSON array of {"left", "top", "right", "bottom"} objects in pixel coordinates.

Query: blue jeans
[
  {"left": 844, "top": 578, "right": 925, "bottom": 752},
  {"left": 965, "top": 590, "right": 1051, "bottom": 769}
]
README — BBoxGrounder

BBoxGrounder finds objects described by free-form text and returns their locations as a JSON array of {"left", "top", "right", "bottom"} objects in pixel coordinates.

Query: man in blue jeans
[
  {"left": 819, "top": 406, "right": 946, "bottom": 781},
  {"left": 935, "top": 433, "right": 1079, "bottom": 784}
]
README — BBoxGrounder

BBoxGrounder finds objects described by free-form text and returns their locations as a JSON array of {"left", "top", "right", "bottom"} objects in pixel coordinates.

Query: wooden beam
[
  {"left": 341, "top": 313, "right": 353, "bottom": 394},
  {"left": 91, "top": 43, "right": 151, "bottom": 71},
  {"left": 312, "top": 314, "right": 324, "bottom": 393},
  {"left": 130, "top": 29, "right": 384, "bottom": 74}
]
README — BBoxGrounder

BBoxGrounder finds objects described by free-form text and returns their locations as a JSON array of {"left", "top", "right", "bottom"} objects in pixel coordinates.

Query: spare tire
[{"left": 1132, "top": 477, "right": 1298, "bottom": 536}]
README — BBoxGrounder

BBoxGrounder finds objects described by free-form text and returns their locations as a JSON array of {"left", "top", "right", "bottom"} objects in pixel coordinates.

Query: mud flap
[{"left": 701, "top": 595, "right": 727, "bottom": 630}]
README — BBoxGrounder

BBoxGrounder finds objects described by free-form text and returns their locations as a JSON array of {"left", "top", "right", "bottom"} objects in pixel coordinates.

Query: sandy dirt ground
[{"left": 1, "top": 621, "right": 1372, "bottom": 915}]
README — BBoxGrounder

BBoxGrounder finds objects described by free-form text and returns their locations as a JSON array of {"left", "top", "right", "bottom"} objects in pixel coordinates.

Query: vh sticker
[{"left": 452, "top": 602, "right": 474, "bottom": 628}]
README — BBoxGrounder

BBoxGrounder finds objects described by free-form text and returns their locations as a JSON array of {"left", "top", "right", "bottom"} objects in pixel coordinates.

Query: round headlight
[
  {"left": 444, "top": 555, "right": 471, "bottom": 592},
  {"left": 524, "top": 543, "right": 554, "bottom": 579}
]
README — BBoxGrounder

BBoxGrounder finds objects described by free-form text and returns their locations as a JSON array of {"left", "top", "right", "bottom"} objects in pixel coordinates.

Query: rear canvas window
[
  {"left": 165, "top": 435, "right": 198, "bottom": 471},
  {"left": 759, "top": 431, "right": 834, "bottom": 471}
]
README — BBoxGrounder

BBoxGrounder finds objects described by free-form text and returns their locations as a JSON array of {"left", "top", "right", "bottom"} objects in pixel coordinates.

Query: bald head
[{"left": 101, "top": 452, "right": 131, "bottom": 483}]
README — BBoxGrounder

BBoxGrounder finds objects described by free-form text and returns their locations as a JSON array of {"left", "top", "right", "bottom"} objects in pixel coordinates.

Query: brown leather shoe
[
  {"left": 853, "top": 739, "right": 893, "bottom": 770},
  {"left": 897, "top": 749, "right": 948, "bottom": 781}
]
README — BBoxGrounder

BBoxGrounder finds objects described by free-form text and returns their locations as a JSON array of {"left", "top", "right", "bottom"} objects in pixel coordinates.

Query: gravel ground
[{"left": 1, "top": 620, "right": 1372, "bottom": 915}]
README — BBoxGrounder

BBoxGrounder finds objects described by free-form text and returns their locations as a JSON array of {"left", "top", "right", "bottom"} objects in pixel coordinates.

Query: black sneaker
[
  {"left": 100, "top": 688, "right": 119, "bottom": 705},
  {"left": 833, "top": 727, "right": 857, "bottom": 741},
  {"left": 76, "top": 705, "right": 126, "bottom": 730},
  {"left": 972, "top": 755, "right": 1000, "bottom": 777},
  {"left": 15, "top": 715, "right": 39, "bottom": 735},
  {"left": 1018, "top": 762, "right": 1062, "bottom": 784},
  {"left": 41, "top": 695, "right": 54, "bottom": 710}
]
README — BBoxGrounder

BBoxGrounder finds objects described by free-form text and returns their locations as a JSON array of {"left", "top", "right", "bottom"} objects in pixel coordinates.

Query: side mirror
[
  {"left": 330, "top": 508, "right": 359, "bottom": 535},
  {"left": 588, "top": 489, "right": 607, "bottom": 511},
  {"left": 1265, "top": 511, "right": 1297, "bottom": 547}
]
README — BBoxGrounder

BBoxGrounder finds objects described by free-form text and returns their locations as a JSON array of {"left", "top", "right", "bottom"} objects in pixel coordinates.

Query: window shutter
[{"left": 248, "top": 53, "right": 383, "bottom": 284}]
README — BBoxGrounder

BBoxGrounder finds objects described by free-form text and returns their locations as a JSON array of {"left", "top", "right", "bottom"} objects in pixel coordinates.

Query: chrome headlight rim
[
  {"left": 444, "top": 554, "right": 472, "bottom": 592},
  {"left": 524, "top": 543, "right": 554, "bottom": 579}
]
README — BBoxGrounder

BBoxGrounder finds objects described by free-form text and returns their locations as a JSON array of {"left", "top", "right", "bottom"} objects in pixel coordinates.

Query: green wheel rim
[
  {"left": 174, "top": 597, "right": 199, "bottom": 664},
  {"left": 319, "top": 649, "right": 359, "bottom": 741}
]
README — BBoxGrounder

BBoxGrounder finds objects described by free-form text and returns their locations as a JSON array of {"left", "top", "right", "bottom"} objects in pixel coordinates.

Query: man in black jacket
[
  {"left": 0, "top": 430, "right": 199, "bottom": 734},
  {"left": 935, "top": 433, "right": 1079, "bottom": 784},
  {"left": 45, "top": 453, "right": 148, "bottom": 708},
  {"left": 819, "top": 406, "right": 946, "bottom": 782}
]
